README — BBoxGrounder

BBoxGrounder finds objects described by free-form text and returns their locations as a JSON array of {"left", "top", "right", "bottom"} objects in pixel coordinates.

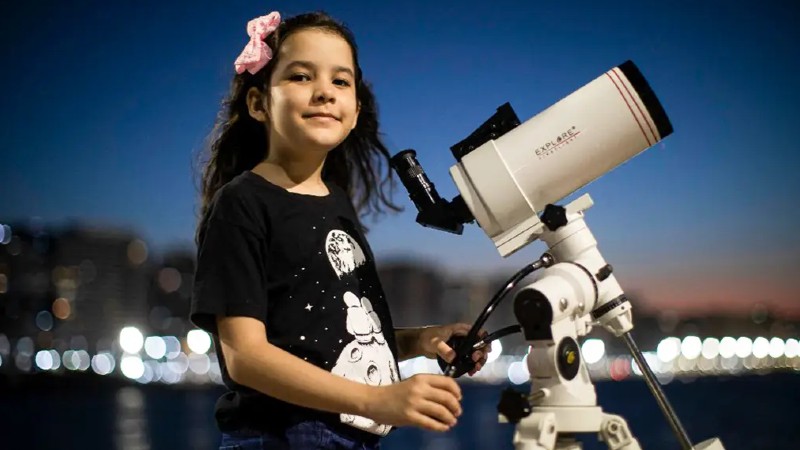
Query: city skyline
[
  {"left": 2, "top": 220, "right": 794, "bottom": 327},
  {"left": 2, "top": 1, "right": 798, "bottom": 318}
]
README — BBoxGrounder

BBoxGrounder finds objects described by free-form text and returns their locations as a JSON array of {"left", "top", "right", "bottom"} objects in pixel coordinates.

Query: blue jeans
[{"left": 219, "top": 420, "right": 382, "bottom": 450}]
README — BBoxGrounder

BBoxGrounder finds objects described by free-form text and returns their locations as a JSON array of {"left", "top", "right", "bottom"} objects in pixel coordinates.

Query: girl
[{"left": 190, "top": 10, "right": 489, "bottom": 450}]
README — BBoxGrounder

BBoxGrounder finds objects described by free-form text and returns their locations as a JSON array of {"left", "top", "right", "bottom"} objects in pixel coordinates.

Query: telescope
[{"left": 391, "top": 61, "right": 724, "bottom": 450}]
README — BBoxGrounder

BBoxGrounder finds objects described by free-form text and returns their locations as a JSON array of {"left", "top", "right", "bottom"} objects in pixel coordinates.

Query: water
[{"left": 1, "top": 372, "right": 798, "bottom": 449}]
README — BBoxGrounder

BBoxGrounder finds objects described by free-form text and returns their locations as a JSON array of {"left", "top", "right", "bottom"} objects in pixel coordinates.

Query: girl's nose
[{"left": 313, "top": 83, "right": 335, "bottom": 103}]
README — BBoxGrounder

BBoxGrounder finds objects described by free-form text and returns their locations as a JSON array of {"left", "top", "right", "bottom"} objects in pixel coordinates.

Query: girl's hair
[{"left": 196, "top": 11, "right": 399, "bottom": 237}]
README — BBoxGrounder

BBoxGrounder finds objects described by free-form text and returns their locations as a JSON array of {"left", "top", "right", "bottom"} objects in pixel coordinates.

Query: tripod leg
[{"left": 598, "top": 413, "right": 641, "bottom": 450}]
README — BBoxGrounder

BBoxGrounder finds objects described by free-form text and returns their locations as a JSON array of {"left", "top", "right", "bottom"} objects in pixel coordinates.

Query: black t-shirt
[{"left": 190, "top": 171, "right": 400, "bottom": 440}]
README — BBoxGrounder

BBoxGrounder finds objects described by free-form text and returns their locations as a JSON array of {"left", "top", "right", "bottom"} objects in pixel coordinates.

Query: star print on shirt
[{"left": 305, "top": 303, "right": 313, "bottom": 311}]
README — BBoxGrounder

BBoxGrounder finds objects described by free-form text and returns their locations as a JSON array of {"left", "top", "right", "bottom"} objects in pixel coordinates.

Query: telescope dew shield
[{"left": 449, "top": 60, "right": 672, "bottom": 256}]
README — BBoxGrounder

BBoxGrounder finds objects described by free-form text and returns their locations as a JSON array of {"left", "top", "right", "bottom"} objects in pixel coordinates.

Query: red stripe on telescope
[
  {"left": 611, "top": 68, "right": 658, "bottom": 143},
  {"left": 605, "top": 72, "right": 653, "bottom": 146}
]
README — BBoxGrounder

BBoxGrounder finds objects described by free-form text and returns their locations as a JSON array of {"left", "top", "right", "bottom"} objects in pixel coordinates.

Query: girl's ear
[{"left": 246, "top": 87, "right": 269, "bottom": 123}]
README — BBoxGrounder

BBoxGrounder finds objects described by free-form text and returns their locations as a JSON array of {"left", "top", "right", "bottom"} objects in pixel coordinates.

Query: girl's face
[{"left": 265, "top": 28, "right": 359, "bottom": 157}]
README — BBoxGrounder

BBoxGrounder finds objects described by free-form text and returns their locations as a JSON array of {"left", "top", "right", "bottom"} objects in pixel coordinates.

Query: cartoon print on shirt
[
  {"left": 331, "top": 291, "right": 398, "bottom": 436},
  {"left": 325, "top": 229, "right": 366, "bottom": 278}
]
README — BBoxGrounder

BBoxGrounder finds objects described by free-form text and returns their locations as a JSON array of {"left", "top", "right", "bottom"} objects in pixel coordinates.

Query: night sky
[{"left": 1, "top": 1, "right": 798, "bottom": 317}]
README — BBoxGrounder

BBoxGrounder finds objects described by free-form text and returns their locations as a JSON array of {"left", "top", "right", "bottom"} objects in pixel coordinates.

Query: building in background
[
  {"left": 0, "top": 222, "right": 152, "bottom": 357},
  {"left": 0, "top": 221, "right": 57, "bottom": 340},
  {"left": 52, "top": 226, "right": 151, "bottom": 352},
  {"left": 377, "top": 258, "right": 446, "bottom": 327},
  {"left": 146, "top": 248, "right": 196, "bottom": 337}
]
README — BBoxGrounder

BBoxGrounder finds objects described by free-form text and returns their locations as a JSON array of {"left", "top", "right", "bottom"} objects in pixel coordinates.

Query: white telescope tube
[{"left": 449, "top": 60, "right": 672, "bottom": 257}]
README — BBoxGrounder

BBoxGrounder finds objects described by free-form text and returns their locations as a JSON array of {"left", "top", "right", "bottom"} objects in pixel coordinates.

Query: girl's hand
[
  {"left": 366, "top": 374, "right": 462, "bottom": 432},
  {"left": 418, "top": 323, "right": 489, "bottom": 376}
]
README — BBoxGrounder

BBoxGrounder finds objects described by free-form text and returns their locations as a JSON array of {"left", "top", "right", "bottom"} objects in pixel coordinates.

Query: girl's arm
[
  {"left": 394, "top": 327, "right": 424, "bottom": 361},
  {"left": 217, "top": 316, "right": 463, "bottom": 431},
  {"left": 219, "top": 315, "right": 371, "bottom": 414}
]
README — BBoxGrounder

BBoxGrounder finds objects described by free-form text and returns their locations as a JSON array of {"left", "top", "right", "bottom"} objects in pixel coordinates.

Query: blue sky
[{"left": 1, "top": 1, "right": 798, "bottom": 316}]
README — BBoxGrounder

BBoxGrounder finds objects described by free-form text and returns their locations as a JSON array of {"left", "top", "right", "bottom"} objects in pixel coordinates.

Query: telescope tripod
[
  {"left": 499, "top": 340, "right": 723, "bottom": 450},
  {"left": 494, "top": 195, "right": 724, "bottom": 450}
]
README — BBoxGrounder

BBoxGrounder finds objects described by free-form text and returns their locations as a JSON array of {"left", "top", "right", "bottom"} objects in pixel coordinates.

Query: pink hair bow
[{"left": 233, "top": 11, "right": 282, "bottom": 75}]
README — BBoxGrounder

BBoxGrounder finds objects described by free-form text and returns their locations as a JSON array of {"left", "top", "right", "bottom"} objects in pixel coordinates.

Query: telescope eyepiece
[
  {"left": 390, "top": 149, "right": 442, "bottom": 212},
  {"left": 390, "top": 149, "right": 472, "bottom": 234}
]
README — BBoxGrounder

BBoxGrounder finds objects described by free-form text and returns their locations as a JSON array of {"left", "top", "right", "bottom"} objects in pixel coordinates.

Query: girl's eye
[
  {"left": 333, "top": 78, "right": 352, "bottom": 87},
  {"left": 289, "top": 73, "right": 310, "bottom": 82}
]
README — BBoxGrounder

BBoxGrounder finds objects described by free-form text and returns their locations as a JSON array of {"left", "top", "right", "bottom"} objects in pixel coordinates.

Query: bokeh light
[
  {"left": 164, "top": 336, "right": 182, "bottom": 359},
  {"left": 158, "top": 267, "right": 182, "bottom": 293},
  {"left": 167, "top": 353, "right": 189, "bottom": 374},
  {"left": 120, "top": 355, "right": 145, "bottom": 379},
  {"left": 486, "top": 340, "right": 502, "bottom": 364},
  {"left": 0, "top": 224, "right": 11, "bottom": 245},
  {"left": 719, "top": 337, "right": 737, "bottom": 359},
  {"left": 768, "top": 338, "right": 785, "bottom": 359},
  {"left": 187, "top": 329, "right": 212, "bottom": 354},
  {"left": 680, "top": 336, "right": 702, "bottom": 360},
  {"left": 35, "top": 350, "right": 55, "bottom": 371},
  {"left": 581, "top": 339, "right": 605, "bottom": 364},
  {"left": 127, "top": 239, "right": 148, "bottom": 266},
  {"left": 631, "top": 352, "right": 660, "bottom": 376},
  {"left": 91, "top": 353, "right": 115, "bottom": 375},
  {"left": 735, "top": 337, "right": 753, "bottom": 358},
  {"left": 16, "top": 337, "right": 34, "bottom": 357},
  {"left": 62, "top": 350, "right": 89, "bottom": 371},
  {"left": 188, "top": 353, "right": 211, "bottom": 375},
  {"left": 507, "top": 360, "right": 529, "bottom": 385},
  {"left": 752, "top": 337, "right": 770, "bottom": 359},
  {"left": 609, "top": 357, "right": 631, "bottom": 381},
  {"left": 144, "top": 336, "right": 167, "bottom": 359},
  {"left": 119, "top": 327, "right": 144, "bottom": 354},
  {"left": 657, "top": 337, "right": 680, "bottom": 363},
  {"left": 701, "top": 338, "right": 720, "bottom": 359},
  {"left": 35, "top": 311, "right": 54, "bottom": 331},
  {"left": 52, "top": 297, "right": 71, "bottom": 320},
  {"left": 15, "top": 353, "right": 32, "bottom": 372},
  {"left": 784, "top": 339, "right": 799, "bottom": 358}
]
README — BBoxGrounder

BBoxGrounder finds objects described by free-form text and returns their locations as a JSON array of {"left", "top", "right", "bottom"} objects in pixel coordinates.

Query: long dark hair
[{"left": 196, "top": 11, "right": 399, "bottom": 238}]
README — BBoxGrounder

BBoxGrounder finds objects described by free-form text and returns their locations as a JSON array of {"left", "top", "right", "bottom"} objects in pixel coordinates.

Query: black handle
[{"left": 437, "top": 335, "right": 480, "bottom": 378}]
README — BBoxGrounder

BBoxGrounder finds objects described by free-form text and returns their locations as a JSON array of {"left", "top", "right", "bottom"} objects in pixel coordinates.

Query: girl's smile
[{"left": 263, "top": 29, "right": 359, "bottom": 154}]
